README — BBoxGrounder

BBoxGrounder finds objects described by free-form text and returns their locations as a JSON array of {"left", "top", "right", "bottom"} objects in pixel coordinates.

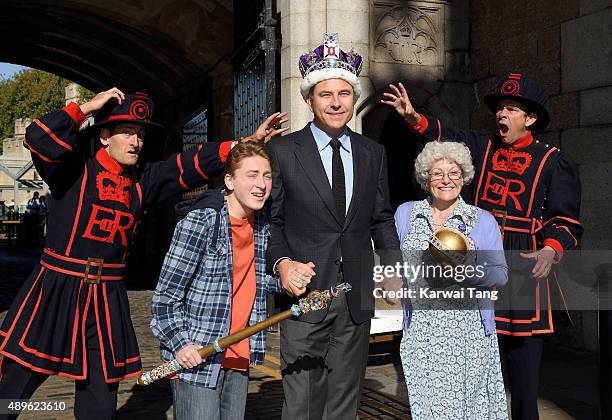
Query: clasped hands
[{"left": 277, "top": 259, "right": 316, "bottom": 297}]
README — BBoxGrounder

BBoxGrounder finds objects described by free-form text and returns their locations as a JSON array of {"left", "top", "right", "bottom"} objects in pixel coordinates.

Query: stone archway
[
  {"left": 360, "top": 102, "right": 424, "bottom": 210},
  {"left": 0, "top": 0, "right": 241, "bottom": 287},
  {"left": 0, "top": 0, "right": 236, "bottom": 142},
  {"left": 357, "top": 80, "right": 466, "bottom": 210}
]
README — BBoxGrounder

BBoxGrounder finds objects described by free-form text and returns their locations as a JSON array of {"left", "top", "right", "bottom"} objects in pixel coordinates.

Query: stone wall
[
  {"left": 471, "top": 0, "right": 612, "bottom": 352},
  {"left": 365, "top": 0, "right": 472, "bottom": 129},
  {"left": 65, "top": 83, "right": 81, "bottom": 105},
  {"left": 0, "top": 118, "right": 45, "bottom": 212},
  {"left": 279, "top": 0, "right": 472, "bottom": 135},
  {"left": 279, "top": 0, "right": 371, "bottom": 131}
]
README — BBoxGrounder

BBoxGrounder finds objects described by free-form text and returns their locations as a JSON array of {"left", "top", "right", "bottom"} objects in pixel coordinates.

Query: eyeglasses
[{"left": 428, "top": 170, "right": 462, "bottom": 181}]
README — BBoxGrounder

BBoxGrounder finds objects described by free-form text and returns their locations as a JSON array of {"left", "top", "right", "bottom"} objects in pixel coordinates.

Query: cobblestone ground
[
  {"left": 0, "top": 248, "right": 411, "bottom": 419},
  {"left": 0, "top": 247, "right": 598, "bottom": 419}
]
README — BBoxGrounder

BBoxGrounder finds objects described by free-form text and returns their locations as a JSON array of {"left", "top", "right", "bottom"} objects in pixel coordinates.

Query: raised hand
[
  {"left": 380, "top": 82, "right": 421, "bottom": 125},
  {"left": 243, "top": 112, "right": 289, "bottom": 144},
  {"left": 80, "top": 87, "right": 126, "bottom": 115}
]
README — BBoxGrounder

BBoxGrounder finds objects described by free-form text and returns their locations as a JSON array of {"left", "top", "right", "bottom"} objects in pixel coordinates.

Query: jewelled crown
[
  {"left": 299, "top": 33, "right": 363, "bottom": 77},
  {"left": 298, "top": 33, "right": 363, "bottom": 101}
]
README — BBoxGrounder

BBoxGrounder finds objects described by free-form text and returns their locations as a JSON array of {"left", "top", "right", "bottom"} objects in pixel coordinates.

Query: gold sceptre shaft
[{"left": 136, "top": 283, "right": 351, "bottom": 386}]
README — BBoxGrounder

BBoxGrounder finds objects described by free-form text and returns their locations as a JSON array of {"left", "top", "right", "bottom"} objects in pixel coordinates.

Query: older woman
[{"left": 394, "top": 141, "right": 508, "bottom": 419}]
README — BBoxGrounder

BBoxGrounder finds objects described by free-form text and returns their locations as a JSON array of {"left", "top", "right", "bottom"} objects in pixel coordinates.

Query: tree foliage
[
  {"left": 79, "top": 85, "right": 95, "bottom": 102},
  {"left": 0, "top": 69, "right": 93, "bottom": 141}
]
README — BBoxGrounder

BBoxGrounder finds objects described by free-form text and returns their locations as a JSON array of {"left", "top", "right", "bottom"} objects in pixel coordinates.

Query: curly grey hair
[{"left": 414, "top": 141, "right": 475, "bottom": 190}]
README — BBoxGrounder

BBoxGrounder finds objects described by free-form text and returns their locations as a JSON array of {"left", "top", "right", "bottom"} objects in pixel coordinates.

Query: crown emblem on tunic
[
  {"left": 492, "top": 149, "right": 532, "bottom": 175},
  {"left": 298, "top": 32, "right": 363, "bottom": 77},
  {"left": 96, "top": 172, "right": 132, "bottom": 208}
]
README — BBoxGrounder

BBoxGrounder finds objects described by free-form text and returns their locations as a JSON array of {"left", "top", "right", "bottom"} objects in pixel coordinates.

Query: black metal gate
[
  {"left": 233, "top": 0, "right": 281, "bottom": 321},
  {"left": 233, "top": 0, "right": 279, "bottom": 138},
  {"left": 182, "top": 107, "right": 209, "bottom": 199}
]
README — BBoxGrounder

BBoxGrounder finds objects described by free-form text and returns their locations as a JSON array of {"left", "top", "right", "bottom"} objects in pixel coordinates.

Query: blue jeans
[{"left": 171, "top": 368, "right": 249, "bottom": 420}]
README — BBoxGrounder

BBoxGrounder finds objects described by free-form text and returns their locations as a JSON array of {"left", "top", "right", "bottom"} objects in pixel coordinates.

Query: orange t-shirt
[{"left": 221, "top": 215, "right": 257, "bottom": 371}]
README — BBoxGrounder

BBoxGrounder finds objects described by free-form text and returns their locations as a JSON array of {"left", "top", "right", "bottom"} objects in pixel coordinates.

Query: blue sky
[{"left": 0, "top": 62, "right": 26, "bottom": 80}]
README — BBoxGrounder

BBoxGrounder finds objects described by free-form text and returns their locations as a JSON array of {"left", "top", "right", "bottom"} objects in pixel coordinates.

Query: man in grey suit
[{"left": 266, "top": 33, "right": 401, "bottom": 419}]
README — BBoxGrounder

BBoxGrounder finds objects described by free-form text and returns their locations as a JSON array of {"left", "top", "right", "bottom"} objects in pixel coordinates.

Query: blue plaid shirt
[{"left": 151, "top": 200, "right": 281, "bottom": 387}]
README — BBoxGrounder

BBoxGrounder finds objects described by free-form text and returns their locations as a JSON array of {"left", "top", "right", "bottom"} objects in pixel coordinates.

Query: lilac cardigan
[{"left": 394, "top": 201, "right": 508, "bottom": 336}]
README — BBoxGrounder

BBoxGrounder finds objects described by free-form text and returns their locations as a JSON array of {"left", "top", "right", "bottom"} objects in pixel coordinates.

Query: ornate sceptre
[{"left": 136, "top": 283, "right": 352, "bottom": 386}]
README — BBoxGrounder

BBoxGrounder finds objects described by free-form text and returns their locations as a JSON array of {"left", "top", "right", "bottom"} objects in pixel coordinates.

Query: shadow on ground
[{"left": 117, "top": 380, "right": 173, "bottom": 419}]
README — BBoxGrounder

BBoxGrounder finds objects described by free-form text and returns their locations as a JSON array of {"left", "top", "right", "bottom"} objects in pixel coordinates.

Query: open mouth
[
  {"left": 498, "top": 122, "right": 509, "bottom": 136},
  {"left": 251, "top": 191, "right": 265, "bottom": 199}
]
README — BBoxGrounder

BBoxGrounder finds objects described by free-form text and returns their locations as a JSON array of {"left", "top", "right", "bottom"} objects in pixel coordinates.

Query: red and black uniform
[
  {"left": 0, "top": 102, "right": 232, "bottom": 384},
  {"left": 407, "top": 115, "right": 582, "bottom": 335}
]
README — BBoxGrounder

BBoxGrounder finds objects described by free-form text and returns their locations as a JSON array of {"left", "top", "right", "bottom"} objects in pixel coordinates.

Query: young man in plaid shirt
[{"left": 151, "top": 142, "right": 308, "bottom": 419}]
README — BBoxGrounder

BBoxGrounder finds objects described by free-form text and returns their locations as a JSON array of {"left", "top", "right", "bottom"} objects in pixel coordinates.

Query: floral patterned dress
[{"left": 399, "top": 198, "right": 508, "bottom": 420}]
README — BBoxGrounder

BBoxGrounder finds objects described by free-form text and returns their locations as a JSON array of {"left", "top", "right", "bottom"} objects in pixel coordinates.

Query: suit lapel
[
  {"left": 345, "top": 129, "right": 369, "bottom": 227},
  {"left": 294, "top": 125, "right": 342, "bottom": 225}
]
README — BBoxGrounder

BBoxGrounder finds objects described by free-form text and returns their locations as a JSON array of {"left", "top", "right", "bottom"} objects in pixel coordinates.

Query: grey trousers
[
  {"left": 280, "top": 294, "right": 370, "bottom": 420},
  {"left": 171, "top": 368, "right": 249, "bottom": 420}
]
